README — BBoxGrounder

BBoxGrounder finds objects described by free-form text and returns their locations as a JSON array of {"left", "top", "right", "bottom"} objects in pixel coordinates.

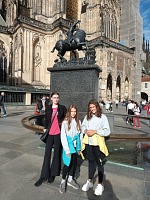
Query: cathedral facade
[{"left": 0, "top": 0, "right": 143, "bottom": 104}]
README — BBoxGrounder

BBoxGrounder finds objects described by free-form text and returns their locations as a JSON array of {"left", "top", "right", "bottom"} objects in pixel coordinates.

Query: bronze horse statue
[{"left": 51, "top": 20, "right": 88, "bottom": 61}]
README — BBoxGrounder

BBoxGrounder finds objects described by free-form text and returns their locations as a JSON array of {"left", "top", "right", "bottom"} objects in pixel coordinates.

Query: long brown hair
[
  {"left": 87, "top": 99, "right": 102, "bottom": 120},
  {"left": 65, "top": 105, "right": 81, "bottom": 132}
]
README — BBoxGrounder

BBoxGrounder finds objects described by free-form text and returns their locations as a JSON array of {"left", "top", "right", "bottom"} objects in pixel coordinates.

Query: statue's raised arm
[{"left": 66, "top": 20, "right": 81, "bottom": 46}]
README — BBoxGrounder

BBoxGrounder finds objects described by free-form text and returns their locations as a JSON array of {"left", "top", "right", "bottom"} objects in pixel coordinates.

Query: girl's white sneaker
[
  {"left": 94, "top": 184, "right": 104, "bottom": 196},
  {"left": 82, "top": 180, "right": 93, "bottom": 192}
]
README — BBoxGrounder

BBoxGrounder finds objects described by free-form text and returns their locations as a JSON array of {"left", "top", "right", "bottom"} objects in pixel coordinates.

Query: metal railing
[
  {"left": 0, "top": 85, "right": 50, "bottom": 105},
  {"left": 4, "top": 92, "right": 25, "bottom": 105}
]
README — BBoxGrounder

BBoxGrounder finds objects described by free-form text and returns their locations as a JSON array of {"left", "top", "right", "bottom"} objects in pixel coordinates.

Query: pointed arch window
[{"left": 0, "top": 41, "right": 7, "bottom": 84}]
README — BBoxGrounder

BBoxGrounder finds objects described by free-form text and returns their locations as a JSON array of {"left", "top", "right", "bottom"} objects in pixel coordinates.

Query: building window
[{"left": 145, "top": 83, "right": 148, "bottom": 88}]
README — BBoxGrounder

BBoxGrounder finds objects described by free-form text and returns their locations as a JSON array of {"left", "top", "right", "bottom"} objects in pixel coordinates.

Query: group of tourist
[
  {"left": 100, "top": 99, "right": 120, "bottom": 112},
  {"left": 126, "top": 99, "right": 150, "bottom": 128},
  {"left": 34, "top": 92, "right": 111, "bottom": 196},
  {"left": 126, "top": 99, "right": 141, "bottom": 128}
]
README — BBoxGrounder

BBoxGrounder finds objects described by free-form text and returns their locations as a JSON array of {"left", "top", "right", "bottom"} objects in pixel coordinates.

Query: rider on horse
[
  {"left": 51, "top": 20, "right": 87, "bottom": 61},
  {"left": 65, "top": 20, "right": 81, "bottom": 47}
]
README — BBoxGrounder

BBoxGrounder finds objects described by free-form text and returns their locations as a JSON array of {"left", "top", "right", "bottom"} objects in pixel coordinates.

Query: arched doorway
[
  {"left": 116, "top": 75, "right": 121, "bottom": 101},
  {"left": 141, "top": 92, "right": 148, "bottom": 102},
  {"left": 107, "top": 73, "right": 112, "bottom": 99},
  {"left": 0, "top": 41, "right": 7, "bottom": 84}
]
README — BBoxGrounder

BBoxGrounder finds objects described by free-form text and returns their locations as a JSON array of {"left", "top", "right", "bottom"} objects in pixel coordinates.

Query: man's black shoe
[
  {"left": 48, "top": 176, "right": 55, "bottom": 183},
  {"left": 34, "top": 178, "right": 47, "bottom": 187}
]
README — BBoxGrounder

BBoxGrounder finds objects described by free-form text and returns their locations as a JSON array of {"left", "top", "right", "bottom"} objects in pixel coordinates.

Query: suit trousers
[{"left": 40, "top": 134, "right": 62, "bottom": 179}]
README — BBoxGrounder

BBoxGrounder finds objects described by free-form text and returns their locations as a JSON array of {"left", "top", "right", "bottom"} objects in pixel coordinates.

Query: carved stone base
[{"left": 48, "top": 64, "right": 102, "bottom": 119}]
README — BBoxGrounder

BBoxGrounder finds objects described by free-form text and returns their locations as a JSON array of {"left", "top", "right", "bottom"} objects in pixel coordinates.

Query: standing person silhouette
[
  {"left": 0, "top": 92, "right": 7, "bottom": 117},
  {"left": 34, "top": 92, "right": 67, "bottom": 187},
  {"left": 81, "top": 99, "right": 110, "bottom": 196},
  {"left": 59, "top": 105, "right": 81, "bottom": 194}
]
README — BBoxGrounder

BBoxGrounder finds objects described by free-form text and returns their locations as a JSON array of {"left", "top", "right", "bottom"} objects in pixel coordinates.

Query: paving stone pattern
[{"left": 0, "top": 106, "right": 149, "bottom": 200}]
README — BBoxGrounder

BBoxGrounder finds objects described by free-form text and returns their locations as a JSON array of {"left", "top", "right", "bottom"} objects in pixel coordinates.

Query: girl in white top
[
  {"left": 81, "top": 99, "right": 110, "bottom": 196},
  {"left": 59, "top": 105, "right": 81, "bottom": 194}
]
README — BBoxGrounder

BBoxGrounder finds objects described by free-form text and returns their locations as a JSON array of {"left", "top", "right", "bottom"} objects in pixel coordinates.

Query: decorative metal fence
[
  {"left": 4, "top": 91, "right": 25, "bottom": 105},
  {"left": 0, "top": 85, "right": 50, "bottom": 105}
]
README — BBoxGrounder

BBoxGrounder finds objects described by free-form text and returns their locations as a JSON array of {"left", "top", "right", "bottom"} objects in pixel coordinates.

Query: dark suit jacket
[{"left": 44, "top": 104, "right": 67, "bottom": 129}]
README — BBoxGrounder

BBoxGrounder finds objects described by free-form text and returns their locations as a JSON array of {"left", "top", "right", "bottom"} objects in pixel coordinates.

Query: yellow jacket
[{"left": 81, "top": 134, "right": 109, "bottom": 160}]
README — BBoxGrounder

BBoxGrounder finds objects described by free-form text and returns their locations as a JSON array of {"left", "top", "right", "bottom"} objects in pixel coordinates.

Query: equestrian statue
[{"left": 51, "top": 20, "right": 88, "bottom": 61}]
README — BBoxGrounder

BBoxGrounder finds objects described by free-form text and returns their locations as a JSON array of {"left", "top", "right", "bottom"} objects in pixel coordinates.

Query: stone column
[
  {"left": 42, "top": 0, "right": 45, "bottom": 15},
  {"left": 26, "top": 31, "right": 30, "bottom": 72},
  {"left": 60, "top": 0, "right": 65, "bottom": 13},
  {"left": 23, "top": 30, "right": 27, "bottom": 71},
  {"left": 121, "top": 82, "right": 125, "bottom": 102},
  {"left": 25, "top": 92, "right": 31, "bottom": 105},
  {"left": 112, "top": 78, "right": 116, "bottom": 101}
]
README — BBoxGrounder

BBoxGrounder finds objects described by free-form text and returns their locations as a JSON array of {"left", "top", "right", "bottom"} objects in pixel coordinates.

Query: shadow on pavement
[
  {"left": 1, "top": 112, "right": 24, "bottom": 117},
  {"left": 85, "top": 175, "right": 119, "bottom": 200}
]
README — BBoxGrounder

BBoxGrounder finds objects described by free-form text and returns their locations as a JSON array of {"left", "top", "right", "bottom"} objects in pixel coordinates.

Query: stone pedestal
[{"left": 48, "top": 64, "right": 102, "bottom": 119}]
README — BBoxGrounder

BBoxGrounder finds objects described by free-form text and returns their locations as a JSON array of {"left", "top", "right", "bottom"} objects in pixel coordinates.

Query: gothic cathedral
[{"left": 0, "top": 0, "right": 143, "bottom": 102}]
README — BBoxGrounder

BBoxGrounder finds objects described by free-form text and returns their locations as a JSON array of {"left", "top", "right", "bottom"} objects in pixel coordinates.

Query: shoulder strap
[{"left": 47, "top": 110, "right": 57, "bottom": 130}]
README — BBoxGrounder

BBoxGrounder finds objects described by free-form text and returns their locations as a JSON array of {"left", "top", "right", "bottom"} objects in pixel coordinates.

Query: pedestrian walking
[
  {"left": 141, "top": 99, "right": 147, "bottom": 110},
  {"left": 115, "top": 99, "right": 119, "bottom": 109},
  {"left": 41, "top": 95, "right": 46, "bottom": 113},
  {"left": 34, "top": 92, "right": 67, "bottom": 187},
  {"left": 133, "top": 102, "right": 141, "bottom": 128},
  {"left": 126, "top": 100, "right": 134, "bottom": 125},
  {"left": 143, "top": 102, "right": 150, "bottom": 126},
  {"left": 81, "top": 99, "right": 110, "bottom": 196},
  {"left": 34, "top": 97, "right": 43, "bottom": 116},
  {"left": 45, "top": 96, "right": 50, "bottom": 108},
  {"left": 59, "top": 105, "right": 81, "bottom": 194},
  {"left": 108, "top": 99, "right": 113, "bottom": 112},
  {"left": 0, "top": 92, "right": 7, "bottom": 117},
  {"left": 34, "top": 97, "right": 43, "bottom": 135},
  {"left": 105, "top": 100, "right": 110, "bottom": 111}
]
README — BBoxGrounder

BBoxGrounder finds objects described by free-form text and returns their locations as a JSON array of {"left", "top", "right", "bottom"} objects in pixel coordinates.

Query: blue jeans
[{"left": 2, "top": 104, "right": 7, "bottom": 114}]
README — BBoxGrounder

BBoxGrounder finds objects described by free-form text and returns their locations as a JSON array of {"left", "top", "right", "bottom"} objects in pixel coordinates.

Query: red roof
[{"left": 141, "top": 77, "right": 150, "bottom": 82}]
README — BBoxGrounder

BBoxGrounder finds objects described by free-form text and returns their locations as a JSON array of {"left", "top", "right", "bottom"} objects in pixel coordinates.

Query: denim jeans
[{"left": 1, "top": 104, "right": 7, "bottom": 114}]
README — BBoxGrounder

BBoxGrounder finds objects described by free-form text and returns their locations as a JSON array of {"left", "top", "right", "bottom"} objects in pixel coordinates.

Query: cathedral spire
[
  {"left": 142, "top": 34, "right": 145, "bottom": 50},
  {"left": 146, "top": 40, "right": 148, "bottom": 51}
]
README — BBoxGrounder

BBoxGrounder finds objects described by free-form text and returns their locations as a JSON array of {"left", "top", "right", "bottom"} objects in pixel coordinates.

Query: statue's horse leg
[
  {"left": 58, "top": 49, "right": 67, "bottom": 62},
  {"left": 71, "top": 50, "right": 77, "bottom": 60}
]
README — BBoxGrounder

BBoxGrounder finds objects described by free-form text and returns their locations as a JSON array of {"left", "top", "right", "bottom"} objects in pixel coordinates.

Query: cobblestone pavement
[{"left": 0, "top": 106, "right": 149, "bottom": 200}]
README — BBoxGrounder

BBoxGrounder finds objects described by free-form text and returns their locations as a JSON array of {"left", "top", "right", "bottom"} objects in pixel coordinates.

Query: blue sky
[{"left": 140, "top": 0, "right": 150, "bottom": 41}]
